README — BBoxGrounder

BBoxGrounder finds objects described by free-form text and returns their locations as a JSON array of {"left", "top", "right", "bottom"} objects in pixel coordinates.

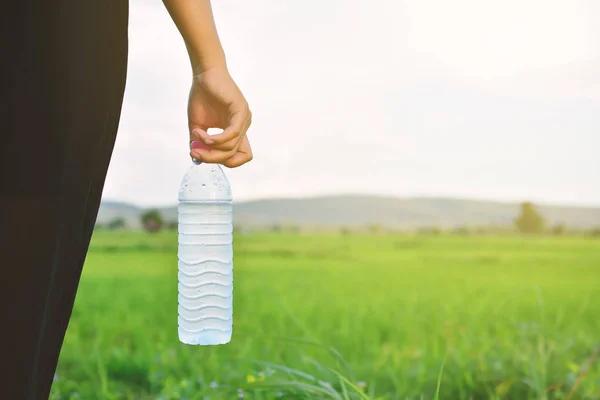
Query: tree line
[{"left": 95, "top": 203, "right": 600, "bottom": 236}]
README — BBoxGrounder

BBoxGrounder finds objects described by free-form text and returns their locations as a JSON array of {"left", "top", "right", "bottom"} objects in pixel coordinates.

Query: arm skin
[
  {"left": 162, "top": 0, "right": 226, "bottom": 72},
  {"left": 163, "top": 0, "right": 253, "bottom": 167}
]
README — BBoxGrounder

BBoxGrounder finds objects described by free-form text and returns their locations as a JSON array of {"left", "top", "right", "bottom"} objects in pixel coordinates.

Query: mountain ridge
[{"left": 97, "top": 194, "right": 600, "bottom": 229}]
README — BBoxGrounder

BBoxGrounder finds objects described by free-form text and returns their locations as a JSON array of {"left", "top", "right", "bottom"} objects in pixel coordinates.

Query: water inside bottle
[{"left": 177, "top": 163, "right": 233, "bottom": 345}]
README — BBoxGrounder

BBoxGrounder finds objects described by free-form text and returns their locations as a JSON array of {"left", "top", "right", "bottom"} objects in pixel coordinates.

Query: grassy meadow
[{"left": 50, "top": 231, "right": 600, "bottom": 399}]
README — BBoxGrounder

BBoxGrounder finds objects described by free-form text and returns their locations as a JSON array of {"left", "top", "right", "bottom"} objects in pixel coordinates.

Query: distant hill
[
  {"left": 98, "top": 201, "right": 142, "bottom": 225},
  {"left": 96, "top": 195, "right": 600, "bottom": 230}
]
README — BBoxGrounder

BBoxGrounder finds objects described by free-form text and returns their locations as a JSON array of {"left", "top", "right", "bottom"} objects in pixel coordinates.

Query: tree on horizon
[
  {"left": 515, "top": 202, "right": 545, "bottom": 234},
  {"left": 141, "top": 210, "right": 163, "bottom": 233}
]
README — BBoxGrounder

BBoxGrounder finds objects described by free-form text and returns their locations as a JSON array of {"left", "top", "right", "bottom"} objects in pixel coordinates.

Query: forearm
[{"left": 162, "top": 0, "right": 226, "bottom": 73}]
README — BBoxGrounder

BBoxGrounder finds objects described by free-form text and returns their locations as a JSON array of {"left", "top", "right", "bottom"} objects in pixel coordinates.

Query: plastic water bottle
[{"left": 177, "top": 160, "right": 233, "bottom": 345}]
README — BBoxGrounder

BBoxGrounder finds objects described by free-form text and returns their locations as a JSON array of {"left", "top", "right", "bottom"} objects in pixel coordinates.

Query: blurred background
[{"left": 52, "top": 1, "right": 600, "bottom": 399}]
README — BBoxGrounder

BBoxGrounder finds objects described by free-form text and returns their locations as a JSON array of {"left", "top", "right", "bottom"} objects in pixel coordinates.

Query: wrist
[{"left": 189, "top": 51, "right": 227, "bottom": 76}]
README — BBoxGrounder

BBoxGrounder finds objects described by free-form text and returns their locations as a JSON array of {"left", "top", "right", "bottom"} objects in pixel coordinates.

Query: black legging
[{"left": 0, "top": 1, "right": 128, "bottom": 398}]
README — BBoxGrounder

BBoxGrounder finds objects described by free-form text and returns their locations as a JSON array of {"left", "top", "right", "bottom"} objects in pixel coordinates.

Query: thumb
[
  {"left": 190, "top": 129, "right": 211, "bottom": 149},
  {"left": 190, "top": 126, "right": 208, "bottom": 143}
]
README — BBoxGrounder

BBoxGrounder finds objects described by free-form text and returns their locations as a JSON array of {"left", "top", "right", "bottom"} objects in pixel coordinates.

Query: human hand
[{"left": 188, "top": 67, "right": 253, "bottom": 167}]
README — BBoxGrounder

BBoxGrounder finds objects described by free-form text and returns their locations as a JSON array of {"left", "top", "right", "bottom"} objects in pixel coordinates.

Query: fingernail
[{"left": 205, "top": 138, "right": 215, "bottom": 145}]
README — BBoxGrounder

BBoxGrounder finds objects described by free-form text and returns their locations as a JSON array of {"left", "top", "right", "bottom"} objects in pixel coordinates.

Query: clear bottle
[{"left": 177, "top": 160, "right": 233, "bottom": 345}]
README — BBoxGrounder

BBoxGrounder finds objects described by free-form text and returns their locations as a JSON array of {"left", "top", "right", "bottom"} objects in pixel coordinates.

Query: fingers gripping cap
[{"left": 190, "top": 140, "right": 211, "bottom": 165}]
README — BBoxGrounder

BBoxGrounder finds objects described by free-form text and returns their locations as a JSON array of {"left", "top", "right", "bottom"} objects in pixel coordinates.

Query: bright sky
[{"left": 102, "top": 0, "right": 600, "bottom": 207}]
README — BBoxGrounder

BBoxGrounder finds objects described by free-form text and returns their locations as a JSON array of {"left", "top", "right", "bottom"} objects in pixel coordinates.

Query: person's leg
[{"left": 0, "top": 0, "right": 128, "bottom": 398}]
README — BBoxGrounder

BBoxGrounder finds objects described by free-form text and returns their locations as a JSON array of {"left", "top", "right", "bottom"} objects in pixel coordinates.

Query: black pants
[{"left": 0, "top": 1, "right": 128, "bottom": 398}]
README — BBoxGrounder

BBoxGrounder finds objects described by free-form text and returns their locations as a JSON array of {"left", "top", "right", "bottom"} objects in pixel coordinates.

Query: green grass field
[{"left": 51, "top": 231, "right": 600, "bottom": 400}]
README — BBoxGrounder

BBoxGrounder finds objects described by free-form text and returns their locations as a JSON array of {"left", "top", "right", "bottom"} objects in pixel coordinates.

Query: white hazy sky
[{"left": 102, "top": 0, "right": 600, "bottom": 207}]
